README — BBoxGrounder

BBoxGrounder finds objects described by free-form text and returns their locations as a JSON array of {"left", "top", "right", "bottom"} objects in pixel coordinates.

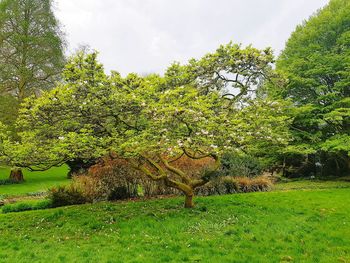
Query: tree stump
[{"left": 9, "top": 168, "right": 24, "bottom": 182}]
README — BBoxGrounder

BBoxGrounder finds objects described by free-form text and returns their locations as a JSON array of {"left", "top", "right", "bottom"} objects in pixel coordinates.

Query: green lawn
[
  {"left": 0, "top": 166, "right": 70, "bottom": 197},
  {"left": 274, "top": 178, "right": 350, "bottom": 191},
  {"left": 0, "top": 186, "right": 349, "bottom": 262}
]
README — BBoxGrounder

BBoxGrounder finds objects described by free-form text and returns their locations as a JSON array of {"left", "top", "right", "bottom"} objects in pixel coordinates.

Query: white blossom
[{"left": 201, "top": 129, "right": 209, "bottom": 135}]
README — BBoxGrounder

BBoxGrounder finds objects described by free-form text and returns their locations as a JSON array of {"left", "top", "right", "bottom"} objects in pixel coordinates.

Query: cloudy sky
[{"left": 55, "top": 0, "right": 329, "bottom": 76}]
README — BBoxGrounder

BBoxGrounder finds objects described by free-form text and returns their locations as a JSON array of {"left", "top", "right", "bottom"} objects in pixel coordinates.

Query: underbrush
[
  {"left": 196, "top": 176, "right": 273, "bottom": 196},
  {"left": 48, "top": 173, "right": 273, "bottom": 208}
]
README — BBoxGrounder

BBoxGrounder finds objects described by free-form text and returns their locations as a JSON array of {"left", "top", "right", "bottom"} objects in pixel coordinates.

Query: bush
[
  {"left": 49, "top": 185, "right": 87, "bottom": 208},
  {"left": 82, "top": 158, "right": 180, "bottom": 201},
  {"left": 81, "top": 159, "right": 142, "bottom": 201},
  {"left": 221, "top": 153, "right": 263, "bottom": 177},
  {"left": 196, "top": 176, "right": 273, "bottom": 196},
  {"left": 48, "top": 156, "right": 271, "bottom": 207},
  {"left": 1, "top": 199, "right": 52, "bottom": 214}
]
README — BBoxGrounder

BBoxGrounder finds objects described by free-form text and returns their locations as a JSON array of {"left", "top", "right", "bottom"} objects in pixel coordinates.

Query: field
[
  {"left": 0, "top": 166, "right": 69, "bottom": 197},
  {"left": 0, "top": 181, "right": 349, "bottom": 262}
]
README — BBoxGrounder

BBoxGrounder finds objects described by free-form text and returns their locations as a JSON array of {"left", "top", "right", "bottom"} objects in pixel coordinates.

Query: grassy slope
[
  {"left": 0, "top": 188, "right": 349, "bottom": 263},
  {"left": 0, "top": 166, "right": 70, "bottom": 197}
]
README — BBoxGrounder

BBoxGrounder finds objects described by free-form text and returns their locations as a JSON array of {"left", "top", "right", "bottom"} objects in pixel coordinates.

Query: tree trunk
[
  {"left": 184, "top": 194, "right": 194, "bottom": 208},
  {"left": 66, "top": 159, "right": 97, "bottom": 178},
  {"left": 9, "top": 167, "right": 24, "bottom": 182}
]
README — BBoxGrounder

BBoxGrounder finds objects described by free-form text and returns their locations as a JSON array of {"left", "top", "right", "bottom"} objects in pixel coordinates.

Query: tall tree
[
  {"left": 271, "top": 0, "right": 350, "bottom": 176},
  {"left": 0, "top": 0, "right": 65, "bottom": 180},
  {"left": 0, "top": 0, "right": 65, "bottom": 101}
]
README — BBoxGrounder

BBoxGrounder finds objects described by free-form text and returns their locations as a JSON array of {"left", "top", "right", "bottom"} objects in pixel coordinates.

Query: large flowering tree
[{"left": 3, "top": 44, "right": 291, "bottom": 207}]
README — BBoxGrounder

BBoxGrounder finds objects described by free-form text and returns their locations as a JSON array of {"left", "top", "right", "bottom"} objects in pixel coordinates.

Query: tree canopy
[
  {"left": 1, "top": 44, "right": 291, "bottom": 207},
  {"left": 270, "top": 0, "right": 350, "bottom": 176},
  {"left": 0, "top": 0, "right": 65, "bottom": 101}
]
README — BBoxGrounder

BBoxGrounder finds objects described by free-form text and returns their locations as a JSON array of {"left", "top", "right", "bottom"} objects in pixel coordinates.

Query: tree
[
  {"left": 10, "top": 45, "right": 290, "bottom": 208},
  {"left": 269, "top": 0, "right": 350, "bottom": 176},
  {"left": 0, "top": 0, "right": 65, "bottom": 180},
  {"left": 0, "top": 0, "right": 65, "bottom": 101}
]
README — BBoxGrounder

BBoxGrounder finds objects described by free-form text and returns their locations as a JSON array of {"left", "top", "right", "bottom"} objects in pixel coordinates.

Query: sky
[{"left": 55, "top": 0, "right": 329, "bottom": 76}]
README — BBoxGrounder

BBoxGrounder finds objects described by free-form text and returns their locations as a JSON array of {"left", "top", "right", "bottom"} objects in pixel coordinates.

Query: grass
[
  {"left": 0, "top": 166, "right": 70, "bottom": 197},
  {"left": 0, "top": 185, "right": 349, "bottom": 262},
  {"left": 274, "top": 178, "right": 350, "bottom": 191},
  {"left": 1, "top": 199, "right": 52, "bottom": 214}
]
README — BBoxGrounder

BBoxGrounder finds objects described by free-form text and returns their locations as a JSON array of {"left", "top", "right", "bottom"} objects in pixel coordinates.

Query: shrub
[
  {"left": 49, "top": 185, "right": 87, "bottom": 208},
  {"left": 84, "top": 158, "right": 179, "bottom": 201},
  {"left": 48, "top": 156, "right": 272, "bottom": 207},
  {"left": 221, "top": 153, "right": 263, "bottom": 177},
  {"left": 82, "top": 158, "right": 141, "bottom": 201},
  {"left": 2, "top": 199, "right": 52, "bottom": 214}
]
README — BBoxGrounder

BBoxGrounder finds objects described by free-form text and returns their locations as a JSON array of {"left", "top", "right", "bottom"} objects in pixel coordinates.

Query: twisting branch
[
  {"left": 168, "top": 152, "right": 185, "bottom": 163},
  {"left": 128, "top": 158, "right": 166, "bottom": 181},
  {"left": 159, "top": 155, "right": 191, "bottom": 184},
  {"left": 182, "top": 147, "right": 212, "bottom": 160}
]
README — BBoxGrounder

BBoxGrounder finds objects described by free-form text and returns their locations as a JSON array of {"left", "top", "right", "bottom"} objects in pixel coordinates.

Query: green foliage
[
  {"left": 164, "top": 42, "right": 274, "bottom": 100},
  {"left": 220, "top": 153, "right": 263, "bottom": 177},
  {"left": 0, "top": 187, "right": 349, "bottom": 262},
  {"left": 276, "top": 0, "right": 350, "bottom": 104},
  {"left": 0, "top": 0, "right": 65, "bottom": 100},
  {"left": 269, "top": 0, "right": 350, "bottom": 176},
  {"left": 7, "top": 45, "right": 290, "bottom": 207},
  {"left": 0, "top": 95, "right": 19, "bottom": 134},
  {"left": 1, "top": 51, "right": 110, "bottom": 170}
]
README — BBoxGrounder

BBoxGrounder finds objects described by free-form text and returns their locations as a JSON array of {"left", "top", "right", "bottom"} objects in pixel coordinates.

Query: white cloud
[{"left": 55, "top": 0, "right": 329, "bottom": 75}]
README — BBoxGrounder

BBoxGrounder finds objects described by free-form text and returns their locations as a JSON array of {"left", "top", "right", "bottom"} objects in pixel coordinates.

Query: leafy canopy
[
  {"left": 0, "top": 0, "right": 65, "bottom": 100},
  {"left": 2, "top": 44, "right": 291, "bottom": 207},
  {"left": 269, "top": 0, "right": 350, "bottom": 176}
]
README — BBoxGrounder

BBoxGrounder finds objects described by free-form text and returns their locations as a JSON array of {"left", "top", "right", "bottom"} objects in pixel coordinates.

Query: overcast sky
[{"left": 55, "top": 0, "right": 329, "bottom": 76}]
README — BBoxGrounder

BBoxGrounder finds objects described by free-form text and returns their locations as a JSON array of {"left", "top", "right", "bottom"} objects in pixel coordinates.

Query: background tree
[
  {"left": 0, "top": 0, "right": 65, "bottom": 101},
  {"left": 0, "top": 0, "right": 65, "bottom": 180},
  {"left": 268, "top": 0, "right": 350, "bottom": 176}
]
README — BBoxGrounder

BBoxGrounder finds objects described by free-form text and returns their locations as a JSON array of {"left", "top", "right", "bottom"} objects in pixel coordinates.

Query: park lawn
[
  {"left": 0, "top": 166, "right": 70, "bottom": 197},
  {"left": 274, "top": 178, "right": 350, "bottom": 191},
  {"left": 0, "top": 187, "right": 349, "bottom": 262}
]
